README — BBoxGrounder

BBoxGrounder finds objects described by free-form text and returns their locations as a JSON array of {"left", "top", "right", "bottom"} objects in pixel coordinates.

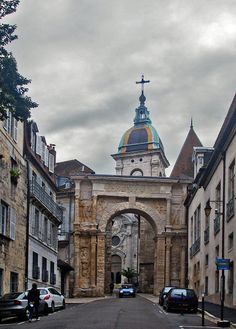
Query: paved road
[{"left": 0, "top": 296, "right": 218, "bottom": 329}]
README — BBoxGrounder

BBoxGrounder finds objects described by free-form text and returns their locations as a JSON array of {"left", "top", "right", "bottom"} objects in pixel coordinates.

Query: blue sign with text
[{"left": 215, "top": 258, "right": 230, "bottom": 270}]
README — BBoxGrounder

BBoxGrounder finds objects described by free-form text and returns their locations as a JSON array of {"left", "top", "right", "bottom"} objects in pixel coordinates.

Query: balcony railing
[
  {"left": 190, "top": 237, "right": 200, "bottom": 258},
  {"left": 214, "top": 213, "right": 221, "bottom": 235},
  {"left": 29, "top": 180, "right": 63, "bottom": 223},
  {"left": 204, "top": 226, "right": 209, "bottom": 244},
  {"left": 226, "top": 197, "right": 235, "bottom": 221}
]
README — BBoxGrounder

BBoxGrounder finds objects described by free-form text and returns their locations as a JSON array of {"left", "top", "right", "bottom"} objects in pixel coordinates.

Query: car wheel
[
  {"left": 119, "top": 294, "right": 122, "bottom": 298},
  {"left": 62, "top": 300, "right": 66, "bottom": 309},
  {"left": 50, "top": 301, "right": 55, "bottom": 313},
  {"left": 166, "top": 304, "right": 170, "bottom": 312},
  {"left": 18, "top": 310, "right": 29, "bottom": 321},
  {"left": 0, "top": 317, "right": 2, "bottom": 323},
  {"left": 44, "top": 304, "right": 49, "bottom": 315}
]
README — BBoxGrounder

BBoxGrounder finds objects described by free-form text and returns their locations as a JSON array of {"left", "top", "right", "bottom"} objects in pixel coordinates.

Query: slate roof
[
  {"left": 55, "top": 159, "right": 95, "bottom": 177},
  {"left": 170, "top": 126, "right": 202, "bottom": 178}
]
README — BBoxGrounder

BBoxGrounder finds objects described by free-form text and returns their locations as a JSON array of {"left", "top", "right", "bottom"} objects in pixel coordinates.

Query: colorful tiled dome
[{"left": 118, "top": 123, "right": 164, "bottom": 154}]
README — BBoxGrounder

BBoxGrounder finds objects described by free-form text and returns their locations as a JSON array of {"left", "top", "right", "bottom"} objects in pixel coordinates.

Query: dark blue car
[
  {"left": 119, "top": 284, "right": 136, "bottom": 298},
  {"left": 163, "top": 288, "right": 198, "bottom": 313}
]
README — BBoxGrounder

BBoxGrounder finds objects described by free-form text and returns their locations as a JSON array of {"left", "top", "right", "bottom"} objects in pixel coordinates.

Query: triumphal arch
[{"left": 72, "top": 174, "right": 189, "bottom": 297}]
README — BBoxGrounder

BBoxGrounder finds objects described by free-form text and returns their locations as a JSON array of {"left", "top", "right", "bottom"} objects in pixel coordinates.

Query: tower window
[
  {"left": 139, "top": 158, "right": 143, "bottom": 162},
  {"left": 131, "top": 159, "right": 134, "bottom": 163}
]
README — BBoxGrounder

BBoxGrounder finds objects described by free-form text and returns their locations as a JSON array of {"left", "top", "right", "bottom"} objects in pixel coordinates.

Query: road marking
[{"left": 179, "top": 326, "right": 218, "bottom": 329}]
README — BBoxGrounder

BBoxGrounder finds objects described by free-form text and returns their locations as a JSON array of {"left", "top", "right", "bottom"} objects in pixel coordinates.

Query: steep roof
[
  {"left": 170, "top": 124, "right": 202, "bottom": 178},
  {"left": 55, "top": 159, "right": 95, "bottom": 177}
]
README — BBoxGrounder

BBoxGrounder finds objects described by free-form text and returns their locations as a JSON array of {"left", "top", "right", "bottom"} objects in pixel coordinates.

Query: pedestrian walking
[
  {"left": 27, "top": 283, "right": 40, "bottom": 322},
  {"left": 109, "top": 282, "right": 114, "bottom": 295}
]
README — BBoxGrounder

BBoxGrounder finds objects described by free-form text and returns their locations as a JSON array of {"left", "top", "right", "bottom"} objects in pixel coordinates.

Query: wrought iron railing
[
  {"left": 214, "top": 213, "right": 221, "bottom": 235},
  {"left": 190, "top": 237, "right": 200, "bottom": 258},
  {"left": 226, "top": 197, "right": 235, "bottom": 221},
  {"left": 204, "top": 226, "right": 209, "bottom": 244},
  {"left": 29, "top": 180, "right": 63, "bottom": 223}
]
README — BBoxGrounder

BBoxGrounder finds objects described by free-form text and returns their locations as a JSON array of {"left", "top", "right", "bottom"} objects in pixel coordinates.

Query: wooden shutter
[
  {"left": 36, "top": 135, "right": 41, "bottom": 155},
  {"left": 49, "top": 153, "right": 54, "bottom": 173},
  {"left": 10, "top": 208, "right": 16, "bottom": 240}
]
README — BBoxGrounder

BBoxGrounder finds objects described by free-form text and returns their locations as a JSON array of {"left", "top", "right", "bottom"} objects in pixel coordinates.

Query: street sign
[{"left": 215, "top": 258, "right": 230, "bottom": 270}]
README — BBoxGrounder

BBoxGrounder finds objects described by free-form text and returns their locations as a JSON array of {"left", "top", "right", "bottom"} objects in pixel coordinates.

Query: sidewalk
[{"left": 198, "top": 301, "right": 236, "bottom": 328}]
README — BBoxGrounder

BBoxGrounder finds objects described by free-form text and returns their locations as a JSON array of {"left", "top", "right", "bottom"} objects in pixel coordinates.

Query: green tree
[
  {"left": 121, "top": 267, "right": 138, "bottom": 283},
  {"left": 0, "top": 0, "right": 38, "bottom": 121}
]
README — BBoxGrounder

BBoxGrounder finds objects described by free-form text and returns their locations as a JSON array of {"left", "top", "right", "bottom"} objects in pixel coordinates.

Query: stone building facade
[
  {"left": 186, "top": 94, "right": 236, "bottom": 308},
  {"left": 0, "top": 111, "right": 27, "bottom": 294}
]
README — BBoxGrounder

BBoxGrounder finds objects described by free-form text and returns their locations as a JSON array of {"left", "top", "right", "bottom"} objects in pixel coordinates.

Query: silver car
[{"left": 0, "top": 292, "right": 48, "bottom": 322}]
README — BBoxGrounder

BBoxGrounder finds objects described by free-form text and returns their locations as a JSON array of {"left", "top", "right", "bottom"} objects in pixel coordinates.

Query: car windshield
[
  {"left": 171, "top": 289, "right": 196, "bottom": 297},
  {"left": 38, "top": 289, "right": 48, "bottom": 295},
  {"left": 121, "top": 285, "right": 133, "bottom": 289},
  {"left": 0, "top": 292, "right": 23, "bottom": 300},
  {"left": 163, "top": 287, "right": 174, "bottom": 293}
]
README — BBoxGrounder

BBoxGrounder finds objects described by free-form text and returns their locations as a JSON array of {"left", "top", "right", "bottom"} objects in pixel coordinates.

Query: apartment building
[
  {"left": 24, "top": 121, "right": 63, "bottom": 290},
  {"left": 0, "top": 111, "right": 27, "bottom": 294},
  {"left": 186, "top": 94, "right": 236, "bottom": 308}
]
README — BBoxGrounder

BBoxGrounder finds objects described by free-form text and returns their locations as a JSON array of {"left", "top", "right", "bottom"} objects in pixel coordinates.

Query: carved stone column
[
  {"left": 154, "top": 235, "right": 165, "bottom": 295},
  {"left": 180, "top": 243, "right": 186, "bottom": 287},
  {"left": 165, "top": 237, "right": 172, "bottom": 286}
]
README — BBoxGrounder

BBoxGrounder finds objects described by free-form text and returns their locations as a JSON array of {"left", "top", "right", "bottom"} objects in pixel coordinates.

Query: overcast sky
[{"left": 5, "top": 0, "right": 236, "bottom": 175}]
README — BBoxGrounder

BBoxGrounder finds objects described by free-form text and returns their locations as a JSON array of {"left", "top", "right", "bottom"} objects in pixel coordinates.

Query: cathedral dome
[{"left": 118, "top": 123, "right": 164, "bottom": 154}]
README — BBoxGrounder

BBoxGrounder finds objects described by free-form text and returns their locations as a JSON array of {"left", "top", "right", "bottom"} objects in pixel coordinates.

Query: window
[
  {"left": 228, "top": 262, "right": 234, "bottom": 294},
  {"left": 228, "top": 160, "right": 235, "bottom": 201},
  {"left": 32, "top": 252, "right": 40, "bottom": 279},
  {"left": 215, "top": 182, "right": 222, "bottom": 213},
  {"left": 3, "top": 110, "right": 18, "bottom": 142},
  {"left": 0, "top": 202, "right": 16, "bottom": 240},
  {"left": 215, "top": 245, "right": 219, "bottom": 257},
  {"left": 228, "top": 232, "right": 234, "bottom": 250},
  {"left": 10, "top": 272, "right": 18, "bottom": 292},
  {"left": 112, "top": 236, "right": 120, "bottom": 246},
  {"left": 205, "top": 276, "right": 208, "bottom": 295},
  {"left": 42, "top": 257, "right": 48, "bottom": 282},
  {"left": 43, "top": 217, "right": 48, "bottom": 243},
  {"left": 34, "top": 208, "right": 40, "bottom": 237},
  {"left": 190, "top": 216, "right": 193, "bottom": 245},
  {"left": 0, "top": 201, "right": 8, "bottom": 236},
  {"left": 194, "top": 205, "right": 201, "bottom": 241},
  {"left": 205, "top": 254, "right": 209, "bottom": 266},
  {"left": 50, "top": 262, "right": 56, "bottom": 285}
]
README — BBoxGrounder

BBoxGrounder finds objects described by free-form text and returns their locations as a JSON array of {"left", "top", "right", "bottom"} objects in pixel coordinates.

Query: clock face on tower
[{"left": 131, "top": 169, "right": 143, "bottom": 176}]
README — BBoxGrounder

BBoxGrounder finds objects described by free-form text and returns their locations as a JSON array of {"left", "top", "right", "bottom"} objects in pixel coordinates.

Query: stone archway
[{"left": 72, "top": 175, "right": 189, "bottom": 297}]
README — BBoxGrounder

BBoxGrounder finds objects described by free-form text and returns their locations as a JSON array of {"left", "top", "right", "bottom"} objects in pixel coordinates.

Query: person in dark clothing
[
  {"left": 109, "top": 282, "right": 114, "bottom": 295},
  {"left": 27, "top": 283, "right": 40, "bottom": 322}
]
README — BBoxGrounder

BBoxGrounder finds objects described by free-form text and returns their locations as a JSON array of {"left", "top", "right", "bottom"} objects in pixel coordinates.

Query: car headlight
[{"left": 120, "top": 290, "right": 124, "bottom": 293}]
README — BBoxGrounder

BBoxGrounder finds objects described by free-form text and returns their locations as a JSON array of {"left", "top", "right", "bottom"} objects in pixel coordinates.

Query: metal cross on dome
[{"left": 136, "top": 75, "right": 150, "bottom": 93}]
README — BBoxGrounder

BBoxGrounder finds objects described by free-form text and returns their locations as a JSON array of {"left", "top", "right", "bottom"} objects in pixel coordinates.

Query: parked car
[
  {"left": 0, "top": 292, "right": 48, "bottom": 322},
  {"left": 119, "top": 284, "right": 136, "bottom": 298},
  {"left": 163, "top": 288, "right": 198, "bottom": 313},
  {"left": 37, "top": 287, "right": 65, "bottom": 312},
  {"left": 159, "top": 286, "right": 176, "bottom": 306}
]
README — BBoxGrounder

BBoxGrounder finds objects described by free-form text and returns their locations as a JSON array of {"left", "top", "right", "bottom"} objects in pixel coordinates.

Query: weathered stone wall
[
  {"left": 72, "top": 175, "right": 189, "bottom": 297},
  {"left": 0, "top": 123, "right": 27, "bottom": 294}
]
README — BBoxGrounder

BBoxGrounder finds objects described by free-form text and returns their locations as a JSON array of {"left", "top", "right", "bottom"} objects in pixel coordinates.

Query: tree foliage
[
  {"left": 0, "top": 0, "right": 38, "bottom": 121},
  {"left": 121, "top": 267, "right": 138, "bottom": 283}
]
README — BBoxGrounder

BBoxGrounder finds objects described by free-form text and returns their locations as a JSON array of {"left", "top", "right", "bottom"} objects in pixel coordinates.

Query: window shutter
[
  {"left": 31, "top": 205, "right": 35, "bottom": 236},
  {"left": 38, "top": 212, "right": 42, "bottom": 240},
  {"left": 10, "top": 208, "right": 16, "bottom": 240},
  {"left": 36, "top": 135, "right": 41, "bottom": 155},
  {"left": 13, "top": 119, "right": 18, "bottom": 142},
  {"left": 41, "top": 141, "right": 45, "bottom": 163},
  {"left": 45, "top": 148, "right": 49, "bottom": 167},
  {"left": 49, "top": 153, "right": 54, "bottom": 173}
]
